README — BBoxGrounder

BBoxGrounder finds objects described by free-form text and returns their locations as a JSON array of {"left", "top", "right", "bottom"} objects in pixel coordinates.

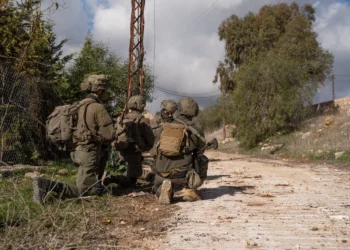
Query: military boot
[
  {"left": 33, "top": 177, "right": 80, "bottom": 205},
  {"left": 102, "top": 171, "right": 132, "bottom": 188},
  {"left": 140, "top": 168, "right": 155, "bottom": 183},
  {"left": 183, "top": 189, "right": 201, "bottom": 202},
  {"left": 33, "top": 177, "right": 51, "bottom": 205},
  {"left": 158, "top": 179, "right": 173, "bottom": 205}
]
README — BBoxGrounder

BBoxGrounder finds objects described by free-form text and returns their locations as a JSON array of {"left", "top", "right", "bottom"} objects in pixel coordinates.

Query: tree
[
  {"left": 65, "top": 33, "right": 154, "bottom": 114},
  {"left": 0, "top": 0, "right": 72, "bottom": 163},
  {"left": 197, "top": 94, "right": 235, "bottom": 132},
  {"left": 214, "top": 3, "right": 333, "bottom": 148}
]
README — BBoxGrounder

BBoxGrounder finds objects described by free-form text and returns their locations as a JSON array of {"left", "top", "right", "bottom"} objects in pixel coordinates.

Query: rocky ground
[{"left": 158, "top": 151, "right": 350, "bottom": 250}]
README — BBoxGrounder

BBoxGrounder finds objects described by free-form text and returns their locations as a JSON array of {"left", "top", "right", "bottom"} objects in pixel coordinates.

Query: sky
[{"left": 44, "top": 0, "right": 350, "bottom": 114}]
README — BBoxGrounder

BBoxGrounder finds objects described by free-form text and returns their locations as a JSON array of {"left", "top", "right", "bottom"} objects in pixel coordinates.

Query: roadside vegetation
[
  {"left": 207, "top": 108, "right": 350, "bottom": 167},
  {"left": 0, "top": 161, "right": 173, "bottom": 249}
]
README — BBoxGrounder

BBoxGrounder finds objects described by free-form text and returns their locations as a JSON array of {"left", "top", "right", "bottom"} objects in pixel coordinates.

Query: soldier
[
  {"left": 33, "top": 75, "right": 115, "bottom": 204},
  {"left": 150, "top": 99, "right": 178, "bottom": 138},
  {"left": 151, "top": 97, "right": 206, "bottom": 205},
  {"left": 103, "top": 95, "right": 155, "bottom": 187},
  {"left": 150, "top": 112, "right": 162, "bottom": 137}
]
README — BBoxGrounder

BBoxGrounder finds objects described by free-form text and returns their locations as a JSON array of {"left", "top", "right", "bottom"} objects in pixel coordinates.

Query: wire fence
[{"left": 0, "top": 59, "right": 62, "bottom": 165}]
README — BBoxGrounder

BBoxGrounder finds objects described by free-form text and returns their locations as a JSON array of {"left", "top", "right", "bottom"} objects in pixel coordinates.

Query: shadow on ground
[
  {"left": 198, "top": 185, "right": 255, "bottom": 200},
  {"left": 206, "top": 175, "right": 231, "bottom": 180}
]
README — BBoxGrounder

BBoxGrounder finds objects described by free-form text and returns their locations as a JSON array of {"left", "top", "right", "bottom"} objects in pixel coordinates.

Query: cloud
[
  {"left": 313, "top": 1, "right": 350, "bottom": 102},
  {"left": 47, "top": 0, "right": 350, "bottom": 112}
]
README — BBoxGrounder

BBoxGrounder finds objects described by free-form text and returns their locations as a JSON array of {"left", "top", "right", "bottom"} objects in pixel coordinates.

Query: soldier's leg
[
  {"left": 184, "top": 169, "right": 203, "bottom": 202},
  {"left": 33, "top": 177, "right": 80, "bottom": 205},
  {"left": 98, "top": 147, "right": 110, "bottom": 180},
  {"left": 125, "top": 152, "right": 143, "bottom": 185},
  {"left": 73, "top": 150, "right": 104, "bottom": 195}
]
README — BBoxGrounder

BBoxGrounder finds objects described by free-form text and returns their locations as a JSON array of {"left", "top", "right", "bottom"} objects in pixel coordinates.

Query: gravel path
[{"left": 163, "top": 151, "right": 350, "bottom": 250}]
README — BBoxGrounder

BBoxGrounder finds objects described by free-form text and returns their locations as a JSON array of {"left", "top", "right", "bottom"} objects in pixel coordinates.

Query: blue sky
[{"left": 48, "top": 0, "right": 350, "bottom": 113}]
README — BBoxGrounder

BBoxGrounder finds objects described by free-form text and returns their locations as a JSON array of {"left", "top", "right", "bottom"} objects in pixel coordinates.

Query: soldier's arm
[
  {"left": 96, "top": 105, "right": 115, "bottom": 142},
  {"left": 191, "top": 124, "right": 206, "bottom": 149},
  {"left": 150, "top": 126, "right": 162, "bottom": 157},
  {"left": 140, "top": 118, "right": 155, "bottom": 150}
]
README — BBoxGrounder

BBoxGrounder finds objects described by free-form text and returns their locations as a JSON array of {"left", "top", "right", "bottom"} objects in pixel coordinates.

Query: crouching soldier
[
  {"left": 103, "top": 95, "right": 155, "bottom": 187},
  {"left": 151, "top": 97, "right": 207, "bottom": 204},
  {"left": 33, "top": 75, "right": 115, "bottom": 204}
]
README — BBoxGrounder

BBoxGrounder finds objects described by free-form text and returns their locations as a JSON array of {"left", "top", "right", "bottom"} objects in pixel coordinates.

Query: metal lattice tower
[{"left": 127, "top": 0, "right": 146, "bottom": 98}]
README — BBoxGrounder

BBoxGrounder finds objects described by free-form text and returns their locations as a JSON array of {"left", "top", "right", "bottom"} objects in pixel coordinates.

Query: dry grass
[
  {"left": 213, "top": 111, "right": 350, "bottom": 164},
  {"left": 0, "top": 167, "right": 176, "bottom": 249}
]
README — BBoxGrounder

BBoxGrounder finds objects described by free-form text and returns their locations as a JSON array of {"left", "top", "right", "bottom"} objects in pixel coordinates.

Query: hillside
[{"left": 209, "top": 107, "right": 350, "bottom": 165}]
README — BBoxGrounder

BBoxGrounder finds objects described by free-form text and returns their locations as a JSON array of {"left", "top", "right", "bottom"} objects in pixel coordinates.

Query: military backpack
[
  {"left": 114, "top": 114, "right": 144, "bottom": 151},
  {"left": 46, "top": 100, "right": 95, "bottom": 150},
  {"left": 157, "top": 122, "right": 188, "bottom": 156},
  {"left": 157, "top": 119, "right": 207, "bottom": 157}
]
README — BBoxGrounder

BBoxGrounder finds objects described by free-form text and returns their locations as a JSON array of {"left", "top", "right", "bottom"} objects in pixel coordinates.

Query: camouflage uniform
[
  {"left": 150, "top": 112, "right": 162, "bottom": 137},
  {"left": 151, "top": 98, "right": 206, "bottom": 204},
  {"left": 108, "top": 95, "right": 155, "bottom": 186},
  {"left": 71, "top": 95, "right": 114, "bottom": 190},
  {"left": 33, "top": 75, "right": 115, "bottom": 204}
]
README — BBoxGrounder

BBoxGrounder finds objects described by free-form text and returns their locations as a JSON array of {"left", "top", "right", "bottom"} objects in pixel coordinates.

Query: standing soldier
[
  {"left": 151, "top": 97, "right": 207, "bottom": 205},
  {"left": 105, "top": 95, "right": 154, "bottom": 187},
  {"left": 33, "top": 75, "right": 115, "bottom": 204}
]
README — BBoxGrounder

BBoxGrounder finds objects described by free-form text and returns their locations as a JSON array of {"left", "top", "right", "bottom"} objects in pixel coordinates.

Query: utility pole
[{"left": 127, "top": 0, "right": 146, "bottom": 98}]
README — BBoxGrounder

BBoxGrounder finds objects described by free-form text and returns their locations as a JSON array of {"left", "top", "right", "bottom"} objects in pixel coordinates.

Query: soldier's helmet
[
  {"left": 178, "top": 97, "right": 199, "bottom": 117},
  {"left": 80, "top": 74, "right": 110, "bottom": 92},
  {"left": 160, "top": 99, "right": 178, "bottom": 114},
  {"left": 128, "top": 95, "right": 146, "bottom": 111}
]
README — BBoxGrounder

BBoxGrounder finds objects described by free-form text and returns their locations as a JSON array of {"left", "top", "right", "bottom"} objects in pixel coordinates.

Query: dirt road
[{"left": 161, "top": 151, "right": 350, "bottom": 250}]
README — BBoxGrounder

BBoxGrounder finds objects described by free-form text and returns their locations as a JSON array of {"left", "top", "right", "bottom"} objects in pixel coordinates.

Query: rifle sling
[{"left": 175, "top": 118, "right": 207, "bottom": 144}]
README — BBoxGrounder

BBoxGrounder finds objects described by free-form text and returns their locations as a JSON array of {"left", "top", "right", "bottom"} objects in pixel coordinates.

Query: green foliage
[
  {"left": 64, "top": 33, "right": 154, "bottom": 114},
  {"left": 0, "top": 1, "right": 73, "bottom": 163},
  {"left": 214, "top": 2, "right": 333, "bottom": 148},
  {"left": 105, "top": 147, "right": 127, "bottom": 174},
  {"left": 197, "top": 94, "right": 235, "bottom": 132}
]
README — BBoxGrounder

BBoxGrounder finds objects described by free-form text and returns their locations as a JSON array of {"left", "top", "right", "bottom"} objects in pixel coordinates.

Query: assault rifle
[{"left": 194, "top": 138, "right": 218, "bottom": 178}]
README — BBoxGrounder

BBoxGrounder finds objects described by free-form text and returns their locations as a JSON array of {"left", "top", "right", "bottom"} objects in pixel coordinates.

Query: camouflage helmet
[
  {"left": 128, "top": 95, "right": 146, "bottom": 111},
  {"left": 178, "top": 97, "right": 199, "bottom": 117},
  {"left": 80, "top": 74, "right": 110, "bottom": 92},
  {"left": 160, "top": 99, "right": 178, "bottom": 114}
]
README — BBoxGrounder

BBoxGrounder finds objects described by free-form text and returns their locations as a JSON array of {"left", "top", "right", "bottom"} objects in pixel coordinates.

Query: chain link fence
[{"left": 0, "top": 59, "right": 62, "bottom": 165}]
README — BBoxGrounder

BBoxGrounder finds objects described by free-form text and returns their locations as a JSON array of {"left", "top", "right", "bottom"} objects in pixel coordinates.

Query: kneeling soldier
[
  {"left": 151, "top": 97, "right": 207, "bottom": 204},
  {"left": 33, "top": 75, "right": 115, "bottom": 204}
]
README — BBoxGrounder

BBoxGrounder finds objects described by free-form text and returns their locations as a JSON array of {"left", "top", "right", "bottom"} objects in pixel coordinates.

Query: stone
[
  {"left": 302, "top": 132, "right": 312, "bottom": 139},
  {"left": 335, "top": 151, "right": 346, "bottom": 160},
  {"left": 24, "top": 171, "right": 40, "bottom": 179},
  {"left": 315, "top": 150, "right": 324, "bottom": 157},
  {"left": 324, "top": 116, "right": 333, "bottom": 126},
  {"left": 58, "top": 169, "right": 69, "bottom": 175},
  {"left": 261, "top": 144, "right": 283, "bottom": 154}
]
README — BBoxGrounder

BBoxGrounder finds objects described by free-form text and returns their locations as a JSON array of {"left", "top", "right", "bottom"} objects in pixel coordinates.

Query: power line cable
[
  {"left": 156, "top": 1, "right": 219, "bottom": 57},
  {"left": 154, "top": 85, "right": 220, "bottom": 96},
  {"left": 150, "top": 0, "right": 156, "bottom": 112},
  {"left": 154, "top": 86, "right": 220, "bottom": 98}
]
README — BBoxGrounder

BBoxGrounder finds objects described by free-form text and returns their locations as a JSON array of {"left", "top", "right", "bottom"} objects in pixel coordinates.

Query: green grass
[{"left": 0, "top": 167, "right": 121, "bottom": 249}]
